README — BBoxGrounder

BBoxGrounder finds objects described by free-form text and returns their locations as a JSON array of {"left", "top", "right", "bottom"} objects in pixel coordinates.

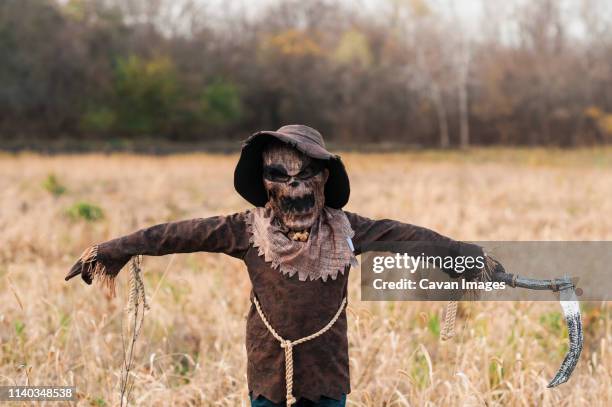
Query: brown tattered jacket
[{"left": 88, "top": 210, "right": 480, "bottom": 403}]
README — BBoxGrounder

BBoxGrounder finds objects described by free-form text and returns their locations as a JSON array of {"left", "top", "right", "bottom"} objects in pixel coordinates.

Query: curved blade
[
  {"left": 547, "top": 288, "right": 583, "bottom": 388},
  {"left": 492, "top": 272, "right": 583, "bottom": 387}
]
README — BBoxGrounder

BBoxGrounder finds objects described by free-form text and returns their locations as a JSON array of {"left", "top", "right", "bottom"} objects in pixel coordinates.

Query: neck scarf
[{"left": 247, "top": 206, "right": 358, "bottom": 282}]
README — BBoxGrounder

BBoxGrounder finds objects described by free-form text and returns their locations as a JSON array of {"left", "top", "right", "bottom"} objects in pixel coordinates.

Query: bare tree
[
  {"left": 389, "top": 0, "right": 453, "bottom": 147},
  {"left": 447, "top": 0, "right": 472, "bottom": 148}
]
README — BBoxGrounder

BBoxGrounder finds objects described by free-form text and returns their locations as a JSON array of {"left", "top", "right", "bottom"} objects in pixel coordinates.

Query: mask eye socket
[
  {"left": 263, "top": 166, "right": 290, "bottom": 182},
  {"left": 296, "top": 162, "right": 323, "bottom": 180}
]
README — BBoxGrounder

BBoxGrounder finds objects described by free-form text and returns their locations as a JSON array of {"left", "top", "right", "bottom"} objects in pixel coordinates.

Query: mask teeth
[{"left": 280, "top": 193, "right": 315, "bottom": 214}]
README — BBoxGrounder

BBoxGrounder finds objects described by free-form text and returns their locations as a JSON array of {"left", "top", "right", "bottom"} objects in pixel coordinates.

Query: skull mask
[{"left": 262, "top": 141, "right": 329, "bottom": 234}]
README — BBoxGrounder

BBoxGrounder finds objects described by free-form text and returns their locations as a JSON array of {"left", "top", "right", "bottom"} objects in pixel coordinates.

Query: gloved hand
[
  {"left": 65, "top": 240, "right": 131, "bottom": 285},
  {"left": 484, "top": 254, "right": 506, "bottom": 276},
  {"left": 452, "top": 242, "right": 486, "bottom": 280}
]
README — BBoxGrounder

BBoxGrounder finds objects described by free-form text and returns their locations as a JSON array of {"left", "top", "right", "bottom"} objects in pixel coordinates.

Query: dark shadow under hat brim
[{"left": 234, "top": 131, "right": 350, "bottom": 209}]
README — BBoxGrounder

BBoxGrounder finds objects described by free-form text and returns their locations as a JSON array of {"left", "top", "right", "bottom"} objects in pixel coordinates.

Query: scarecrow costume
[{"left": 66, "top": 125, "right": 498, "bottom": 406}]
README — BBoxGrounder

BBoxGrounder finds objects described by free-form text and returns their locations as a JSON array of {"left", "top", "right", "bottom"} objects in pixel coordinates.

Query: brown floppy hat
[{"left": 234, "top": 124, "right": 350, "bottom": 209}]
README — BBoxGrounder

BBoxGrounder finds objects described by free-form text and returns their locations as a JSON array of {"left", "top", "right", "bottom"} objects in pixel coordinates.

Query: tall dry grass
[{"left": 0, "top": 149, "right": 610, "bottom": 406}]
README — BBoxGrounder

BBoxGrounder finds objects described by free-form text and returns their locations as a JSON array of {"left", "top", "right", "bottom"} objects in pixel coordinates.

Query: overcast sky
[
  {"left": 200, "top": 0, "right": 485, "bottom": 22},
  {"left": 53, "top": 0, "right": 606, "bottom": 41}
]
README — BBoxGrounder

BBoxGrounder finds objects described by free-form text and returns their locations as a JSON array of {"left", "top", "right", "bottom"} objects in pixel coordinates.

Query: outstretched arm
[
  {"left": 65, "top": 212, "right": 250, "bottom": 285},
  {"left": 345, "top": 211, "right": 486, "bottom": 279}
]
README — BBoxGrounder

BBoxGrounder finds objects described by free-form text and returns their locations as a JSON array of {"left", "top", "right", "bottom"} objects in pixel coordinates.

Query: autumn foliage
[{"left": 2, "top": 0, "right": 612, "bottom": 147}]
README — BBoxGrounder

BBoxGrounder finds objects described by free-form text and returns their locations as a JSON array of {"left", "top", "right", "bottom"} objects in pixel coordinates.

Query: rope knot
[{"left": 281, "top": 340, "right": 292, "bottom": 350}]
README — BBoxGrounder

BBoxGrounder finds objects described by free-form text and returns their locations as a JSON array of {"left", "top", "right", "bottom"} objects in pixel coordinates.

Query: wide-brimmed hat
[{"left": 234, "top": 124, "right": 350, "bottom": 209}]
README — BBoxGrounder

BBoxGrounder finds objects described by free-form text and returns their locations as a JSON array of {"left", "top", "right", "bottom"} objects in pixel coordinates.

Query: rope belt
[{"left": 252, "top": 295, "right": 347, "bottom": 406}]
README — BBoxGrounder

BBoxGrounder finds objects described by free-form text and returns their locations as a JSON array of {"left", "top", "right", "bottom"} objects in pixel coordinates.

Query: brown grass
[{"left": 0, "top": 149, "right": 610, "bottom": 406}]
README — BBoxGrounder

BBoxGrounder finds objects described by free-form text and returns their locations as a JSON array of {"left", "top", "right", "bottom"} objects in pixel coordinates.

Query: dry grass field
[{"left": 1, "top": 149, "right": 611, "bottom": 406}]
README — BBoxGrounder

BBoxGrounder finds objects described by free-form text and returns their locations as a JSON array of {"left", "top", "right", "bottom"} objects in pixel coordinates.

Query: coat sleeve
[
  {"left": 344, "top": 211, "right": 485, "bottom": 279},
  {"left": 67, "top": 212, "right": 251, "bottom": 286},
  {"left": 99, "top": 212, "right": 250, "bottom": 260}
]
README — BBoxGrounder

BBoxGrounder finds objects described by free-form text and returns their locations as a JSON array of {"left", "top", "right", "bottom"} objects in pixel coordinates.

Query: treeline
[{"left": 2, "top": 0, "right": 612, "bottom": 147}]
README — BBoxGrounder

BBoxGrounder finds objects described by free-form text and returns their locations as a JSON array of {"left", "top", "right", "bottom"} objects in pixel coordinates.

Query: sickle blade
[
  {"left": 547, "top": 288, "right": 583, "bottom": 388},
  {"left": 491, "top": 272, "right": 583, "bottom": 387}
]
